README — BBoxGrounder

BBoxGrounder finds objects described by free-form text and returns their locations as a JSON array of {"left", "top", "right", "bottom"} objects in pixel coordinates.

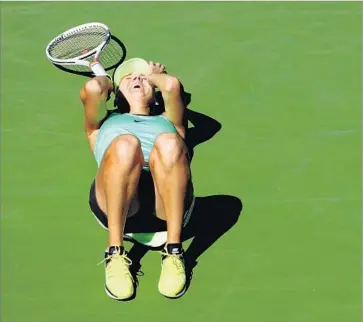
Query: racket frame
[{"left": 45, "top": 22, "right": 111, "bottom": 75}]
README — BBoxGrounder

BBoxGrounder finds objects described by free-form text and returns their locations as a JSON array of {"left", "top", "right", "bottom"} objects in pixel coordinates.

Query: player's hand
[{"left": 149, "top": 61, "right": 166, "bottom": 74}]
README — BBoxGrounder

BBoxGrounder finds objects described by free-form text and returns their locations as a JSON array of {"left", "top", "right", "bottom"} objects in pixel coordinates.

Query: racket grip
[{"left": 90, "top": 62, "right": 109, "bottom": 78}]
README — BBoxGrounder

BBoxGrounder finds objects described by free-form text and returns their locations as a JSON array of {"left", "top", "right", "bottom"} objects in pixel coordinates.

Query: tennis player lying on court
[{"left": 80, "top": 58, "right": 194, "bottom": 300}]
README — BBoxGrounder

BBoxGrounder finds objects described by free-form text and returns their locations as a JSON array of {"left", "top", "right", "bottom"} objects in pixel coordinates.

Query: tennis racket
[{"left": 46, "top": 22, "right": 125, "bottom": 77}]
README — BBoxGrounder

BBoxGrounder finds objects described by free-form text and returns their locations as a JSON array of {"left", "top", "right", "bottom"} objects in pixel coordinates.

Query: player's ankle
[
  {"left": 165, "top": 243, "right": 183, "bottom": 255},
  {"left": 107, "top": 245, "right": 124, "bottom": 253}
]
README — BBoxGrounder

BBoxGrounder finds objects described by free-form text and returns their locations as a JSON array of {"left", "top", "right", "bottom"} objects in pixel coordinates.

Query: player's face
[{"left": 119, "top": 73, "right": 153, "bottom": 103}]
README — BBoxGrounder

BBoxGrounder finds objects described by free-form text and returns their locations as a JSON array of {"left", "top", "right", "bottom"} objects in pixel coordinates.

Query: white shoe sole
[{"left": 104, "top": 285, "right": 134, "bottom": 301}]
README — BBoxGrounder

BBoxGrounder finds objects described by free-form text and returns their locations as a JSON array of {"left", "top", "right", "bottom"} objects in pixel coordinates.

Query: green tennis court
[{"left": 1, "top": 1, "right": 361, "bottom": 321}]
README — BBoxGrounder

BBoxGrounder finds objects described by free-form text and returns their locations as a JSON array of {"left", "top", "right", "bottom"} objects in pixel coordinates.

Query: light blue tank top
[{"left": 94, "top": 113, "right": 178, "bottom": 170}]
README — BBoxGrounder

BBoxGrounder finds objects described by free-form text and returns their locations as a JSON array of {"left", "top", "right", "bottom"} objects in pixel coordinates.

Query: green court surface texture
[{"left": 1, "top": 2, "right": 361, "bottom": 322}]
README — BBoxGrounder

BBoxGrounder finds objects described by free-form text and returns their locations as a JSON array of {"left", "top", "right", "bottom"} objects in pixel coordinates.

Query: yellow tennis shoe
[
  {"left": 100, "top": 246, "right": 134, "bottom": 300},
  {"left": 158, "top": 244, "right": 187, "bottom": 298}
]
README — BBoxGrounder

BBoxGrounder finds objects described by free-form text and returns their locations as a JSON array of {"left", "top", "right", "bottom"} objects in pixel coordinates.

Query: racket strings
[
  {"left": 48, "top": 27, "right": 107, "bottom": 60},
  {"left": 47, "top": 24, "right": 126, "bottom": 74},
  {"left": 99, "top": 38, "right": 124, "bottom": 67}
]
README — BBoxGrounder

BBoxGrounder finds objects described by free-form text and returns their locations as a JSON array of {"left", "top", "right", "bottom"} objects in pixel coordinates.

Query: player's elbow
[
  {"left": 164, "top": 76, "right": 181, "bottom": 93},
  {"left": 84, "top": 79, "right": 103, "bottom": 95},
  {"left": 80, "top": 79, "right": 103, "bottom": 103}
]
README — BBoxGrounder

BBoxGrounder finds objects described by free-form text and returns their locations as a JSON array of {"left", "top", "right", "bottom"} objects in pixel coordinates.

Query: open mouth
[{"left": 133, "top": 84, "right": 141, "bottom": 89}]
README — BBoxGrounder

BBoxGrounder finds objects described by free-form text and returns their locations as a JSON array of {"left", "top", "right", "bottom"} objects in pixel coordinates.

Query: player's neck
[{"left": 129, "top": 103, "right": 150, "bottom": 116}]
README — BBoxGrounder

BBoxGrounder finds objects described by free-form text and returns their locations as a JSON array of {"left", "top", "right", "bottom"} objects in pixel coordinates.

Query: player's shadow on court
[{"left": 125, "top": 90, "right": 243, "bottom": 297}]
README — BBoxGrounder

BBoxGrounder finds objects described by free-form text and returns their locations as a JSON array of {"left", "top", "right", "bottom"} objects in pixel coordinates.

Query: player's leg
[
  {"left": 96, "top": 134, "right": 144, "bottom": 246},
  {"left": 153, "top": 179, "right": 194, "bottom": 234},
  {"left": 149, "top": 132, "right": 190, "bottom": 298},
  {"left": 95, "top": 134, "right": 144, "bottom": 300},
  {"left": 149, "top": 133, "right": 190, "bottom": 243}
]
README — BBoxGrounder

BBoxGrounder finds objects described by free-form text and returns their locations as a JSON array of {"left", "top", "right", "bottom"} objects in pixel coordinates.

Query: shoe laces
[
  {"left": 98, "top": 251, "right": 133, "bottom": 279},
  {"left": 161, "top": 250, "right": 185, "bottom": 274}
]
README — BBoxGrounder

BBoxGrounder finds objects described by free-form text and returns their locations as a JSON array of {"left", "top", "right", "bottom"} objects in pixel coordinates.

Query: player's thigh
[
  {"left": 153, "top": 179, "right": 195, "bottom": 223},
  {"left": 94, "top": 176, "right": 140, "bottom": 218},
  {"left": 154, "top": 184, "right": 166, "bottom": 221},
  {"left": 94, "top": 135, "right": 142, "bottom": 217}
]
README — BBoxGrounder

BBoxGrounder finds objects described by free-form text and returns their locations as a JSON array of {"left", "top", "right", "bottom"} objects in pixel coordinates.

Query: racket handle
[{"left": 90, "top": 61, "right": 109, "bottom": 77}]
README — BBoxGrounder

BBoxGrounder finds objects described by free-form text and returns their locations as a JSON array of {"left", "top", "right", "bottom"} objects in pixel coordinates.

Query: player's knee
[
  {"left": 106, "top": 135, "right": 142, "bottom": 164},
  {"left": 154, "top": 133, "right": 186, "bottom": 165}
]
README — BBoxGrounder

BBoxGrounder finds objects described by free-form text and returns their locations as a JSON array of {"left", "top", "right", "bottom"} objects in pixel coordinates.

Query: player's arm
[
  {"left": 147, "top": 62, "right": 185, "bottom": 138},
  {"left": 79, "top": 76, "right": 113, "bottom": 137}
]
